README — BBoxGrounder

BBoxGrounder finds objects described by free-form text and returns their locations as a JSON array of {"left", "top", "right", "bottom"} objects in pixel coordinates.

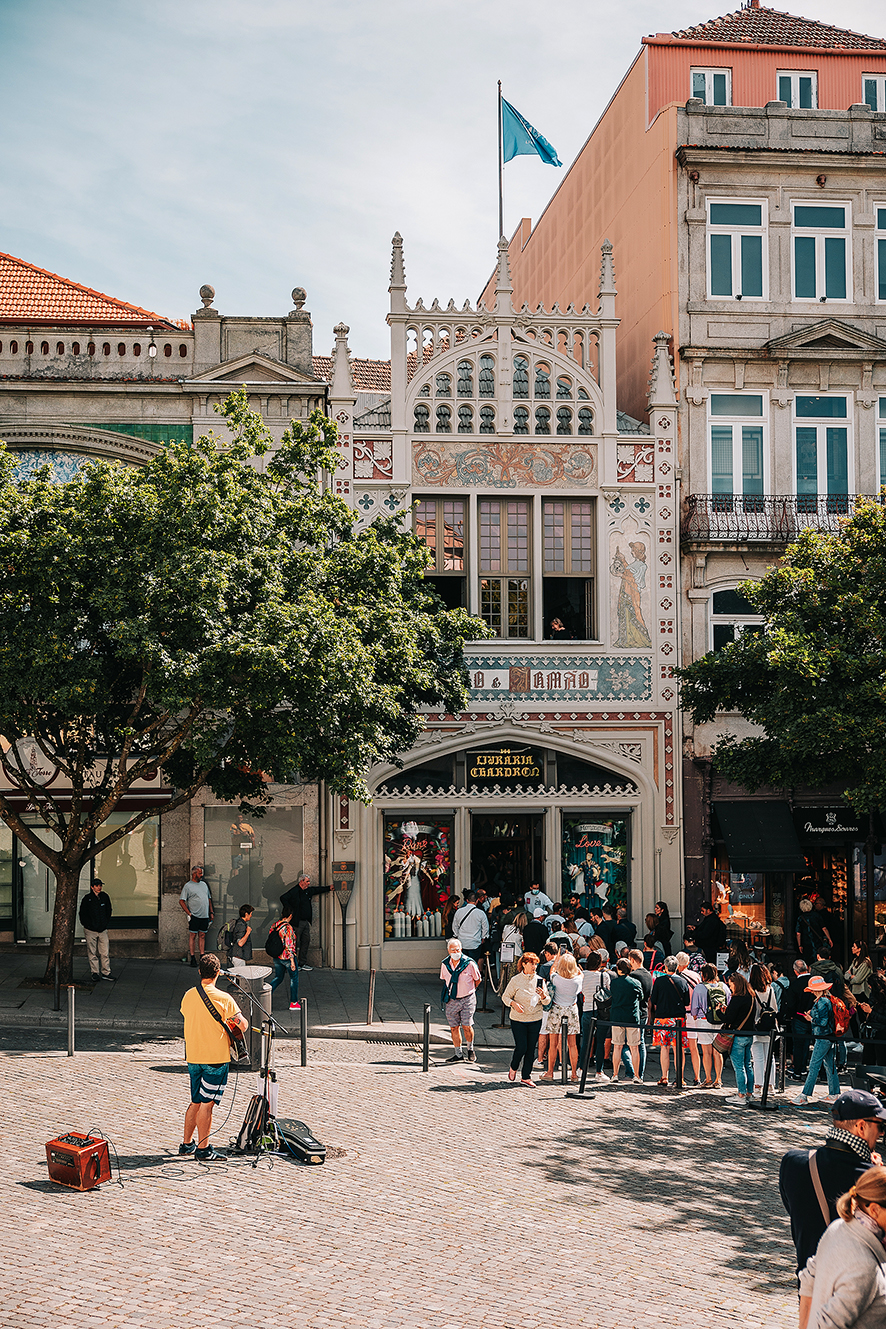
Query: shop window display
[
  {"left": 711, "top": 855, "right": 786, "bottom": 950},
  {"left": 384, "top": 816, "right": 452, "bottom": 939},
  {"left": 561, "top": 814, "right": 628, "bottom": 908}
]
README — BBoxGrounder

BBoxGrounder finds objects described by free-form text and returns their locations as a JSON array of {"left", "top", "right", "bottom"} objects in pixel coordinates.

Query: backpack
[
  {"left": 265, "top": 924, "right": 285, "bottom": 959},
  {"left": 828, "top": 994, "right": 852, "bottom": 1037},
  {"left": 216, "top": 920, "right": 235, "bottom": 953},
  {"left": 706, "top": 983, "right": 728, "bottom": 1025}
]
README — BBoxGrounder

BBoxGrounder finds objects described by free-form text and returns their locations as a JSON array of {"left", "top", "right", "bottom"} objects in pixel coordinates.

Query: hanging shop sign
[
  {"left": 467, "top": 748, "right": 544, "bottom": 786},
  {"left": 793, "top": 807, "right": 865, "bottom": 843}
]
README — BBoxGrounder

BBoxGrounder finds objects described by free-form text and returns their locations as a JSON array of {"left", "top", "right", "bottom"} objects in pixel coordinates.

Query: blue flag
[{"left": 501, "top": 98, "right": 562, "bottom": 167}]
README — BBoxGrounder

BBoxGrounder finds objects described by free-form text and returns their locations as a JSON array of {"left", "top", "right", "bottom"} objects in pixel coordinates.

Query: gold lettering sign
[{"left": 468, "top": 748, "right": 543, "bottom": 784}]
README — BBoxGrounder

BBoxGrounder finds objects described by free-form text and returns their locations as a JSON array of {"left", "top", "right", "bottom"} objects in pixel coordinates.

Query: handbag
[
  {"left": 592, "top": 972, "right": 612, "bottom": 1021},
  {"left": 196, "top": 981, "right": 251, "bottom": 1069},
  {"left": 712, "top": 999, "right": 753, "bottom": 1055}
]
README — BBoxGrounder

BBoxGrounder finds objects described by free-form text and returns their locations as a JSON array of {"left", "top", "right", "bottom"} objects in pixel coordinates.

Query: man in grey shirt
[
  {"left": 179, "top": 866, "right": 214, "bottom": 969},
  {"left": 451, "top": 891, "right": 489, "bottom": 961}
]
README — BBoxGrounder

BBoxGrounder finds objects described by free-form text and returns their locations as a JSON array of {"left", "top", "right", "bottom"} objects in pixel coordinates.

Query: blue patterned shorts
[{"left": 188, "top": 1062, "right": 230, "bottom": 1104}]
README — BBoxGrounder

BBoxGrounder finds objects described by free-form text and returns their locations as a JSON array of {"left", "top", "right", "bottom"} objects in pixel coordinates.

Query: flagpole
[{"left": 497, "top": 80, "right": 504, "bottom": 240}]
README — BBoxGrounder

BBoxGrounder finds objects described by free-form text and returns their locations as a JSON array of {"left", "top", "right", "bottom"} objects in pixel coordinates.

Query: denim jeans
[
  {"left": 801, "top": 1038, "right": 840, "bottom": 1098},
  {"left": 791, "top": 1017, "right": 811, "bottom": 1074},
  {"left": 621, "top": 1036, "right": 648, "bottom": 1079},
  {"left": 730, "top": 1034, "right": 754, "bottom": 1095},
  {"left": 269, "top": 957, "right": 299, "bottom": 1003}
]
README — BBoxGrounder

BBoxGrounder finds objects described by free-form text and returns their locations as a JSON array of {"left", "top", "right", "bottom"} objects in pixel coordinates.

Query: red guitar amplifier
[{"left": 45, "top": 1132, "right": 112, "bottom": 1190}]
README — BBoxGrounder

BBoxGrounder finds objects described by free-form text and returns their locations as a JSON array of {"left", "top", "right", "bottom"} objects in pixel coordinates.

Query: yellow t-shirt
[{"left": 180, "top": 982, "right": 241, "bottom": 1065}]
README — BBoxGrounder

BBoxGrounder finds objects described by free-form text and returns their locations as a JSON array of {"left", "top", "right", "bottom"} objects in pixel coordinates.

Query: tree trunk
[{"left": 42, "top": 864, "right": 85, "bottom": 986}]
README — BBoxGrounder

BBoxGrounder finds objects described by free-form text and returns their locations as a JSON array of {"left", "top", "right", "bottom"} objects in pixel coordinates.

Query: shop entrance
[{"left": 470, "top": 813, "right": 544, "bottom": 906}]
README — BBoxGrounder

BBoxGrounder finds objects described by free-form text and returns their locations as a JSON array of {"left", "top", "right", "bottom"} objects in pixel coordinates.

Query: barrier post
[
  {"left": 675, "top": 1018, "right": 684, "bottom": 1092},
  {"left": 560, "top": 1018, "right": 569, "bottom": 1086},
  {"left": 366, "top": 969, "right": 376, "bottom": 1026},
  {"left": 479, "top": 957, "right": 492, "bottom": 1014},
  {"left": 778, "top": 1028, "right": 787, "bottom": 1095},
  {"left": 67, "top": 985, "right": 75, "bottom": 1057},
  {"left": 422, "top": 1004, "right": 430, "bottom": 1072},
  {"left": 300, "top": 997, "right": 308, "bottom": 1067},
  {"left": 576, "top": 1013, "right": 595, "bottom": 1094},
  {"left": 53, "top": 955, "right": 60, "bottom": 1012},
  {"left": 749, "top": 1027, "right": 779, "bottom": 1111}
]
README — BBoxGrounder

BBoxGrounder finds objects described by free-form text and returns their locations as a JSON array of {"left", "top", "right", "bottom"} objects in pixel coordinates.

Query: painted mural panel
[
  {"left": 413, "top": 439, "right": 597, "bottom": 489},
  {"left": 609, "top": 523, "right": 652, "bottom": 649},
  {"left": 467, "top": 654, "right": 651, "bottom": 702}
]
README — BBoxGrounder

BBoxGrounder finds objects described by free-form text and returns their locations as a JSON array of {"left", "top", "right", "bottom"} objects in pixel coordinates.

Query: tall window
[
  {"left": 878, "top": 209, "right": 886, "bottom": 303},
  {"left": 415, "top": 498, "right": 466, "bottom": 610},
  {"left": 479, "top": 499, "right": 530, "bottom": 638},
  {"left": 863, "top": 74, "right": 886, "bottom": 111},
  {"left": 707, "top": 200, "right": 766, "bottom": 299},
  {"left": 792, "top": 203, "right": 849, "bottom": 301},
  {"left": 709, "top": 394, "right": 766, "bottom": 504},
  {"left": 778, "top": 70, "right": 817, "bottom": 108},
  {"left": 543, "top": 499, "right": 595, "bottom": 640},
  {"left": 794, "top": 396, "right": 850, "bottom": 513},
  {"left": 691, "top": 68, "right": 731, "bottom": 105},
  {"left": 878, "top": 399, "right": 886, "bottom": 491},
  {"left": 710, "top": 589, "right": 764, "bottom": 651}
]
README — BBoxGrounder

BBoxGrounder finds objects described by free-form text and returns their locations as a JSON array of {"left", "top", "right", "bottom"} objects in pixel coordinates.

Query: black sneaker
[
  {"left": 446, "top": 1052, "right": 464, "bottom": 1062},
  {"left": 190, "top": 956, "right": 197, "bottom": 968},
  {"left": 466, "top": 1048, "right": 477, "bottom": 1063},
  {"left": 90, "top": 973, "right": 100, "bottom": 982},
  {"left": 178, "top": 1141, "right": 196, "bottom": 1156},
  {"left": 195, "top": 1146, "right": 225, "bottom": 1162},
  {"left": 101, "top": 974, "right": 115, "bottom": 982}
]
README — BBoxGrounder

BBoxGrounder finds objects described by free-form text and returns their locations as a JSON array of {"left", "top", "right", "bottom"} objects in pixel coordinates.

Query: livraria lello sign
[{"left": 468, "top": 748, "right": 544, "bottom": 786}]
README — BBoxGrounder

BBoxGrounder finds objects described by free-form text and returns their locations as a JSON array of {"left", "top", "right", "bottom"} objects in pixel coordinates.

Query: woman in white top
[
  {"left": 541, "top": 952, "right": 583, "bottom": 1082},
  {"left": 501, "top": 952, "right": 550, "bottom": 1087},
  {"left": 799, "top": 1165, "right": 886, "bottom": 1329},
  {"left": 749, "top": 962, "right": 779, "bottom": 1093}
]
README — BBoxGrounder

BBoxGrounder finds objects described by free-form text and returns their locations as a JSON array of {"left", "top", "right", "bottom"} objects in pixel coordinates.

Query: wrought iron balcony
[{"left": 681, "top": 493, "right": 878, "bottom": 543}]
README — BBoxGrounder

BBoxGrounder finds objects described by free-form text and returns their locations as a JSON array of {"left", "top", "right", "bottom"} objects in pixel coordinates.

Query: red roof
[
  {"left": 0, "top": 251, "right": 183, "bottom": 328},
  {"left": 655, "top": 5, "right": 886, "bottom": 50},
  {"left": 312, "top": 356, "right": 392, "bottom": 392}
]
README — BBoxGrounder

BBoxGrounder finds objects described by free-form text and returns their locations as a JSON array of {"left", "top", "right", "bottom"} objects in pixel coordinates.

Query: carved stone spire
[
  {"left": 648, "top": 330, "right": 677, "bottom": 408},
  {"left": 389, "top": 232, "right": 407, "bottom": 313},
  {"left": 494, "top": 235, "right": 514, "bottom": 314},
  {"left": 331, "top": 321, "right": 354, "bottom": 401},
  {"left": 599, "top": 239, "right": 616, "bottom": 298}
]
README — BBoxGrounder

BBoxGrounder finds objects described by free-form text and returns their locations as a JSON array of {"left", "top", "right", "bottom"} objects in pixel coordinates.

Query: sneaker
[
  {"left": 90, "top": 973, "right": 100, "bottom": 982},
  {"left": 446, "top": 1052, "right": 463, "bottom": 1062},
  {"left": 101, "top": 974, "right": 115, "bottom": 982},
  {"left": 466, "top": 1047, "right": 477, "bottom": 1063},
  {"left": 791, "top": 1095, "right": 810, "bottom": 1106},
  {"left": 290, "top": 1002, "right": 301, "bottom": 1010},
  {"left": 178, "top": 1141, "right": 196, "bottom": 1156},
  {"left": 724, "top": 1095, "right": 748, "bottom": 1106},
  {"left": 189, "top": 956, "right": 197, "bottom": 968},
  {"left": 823, "top": 1094, "right": 841, "bottom": 1104},
  {"left": 195, "top": 1146, "right": 226, "bottom": 1162},
  {"left": 519, "top": 1078, "right": 536, "bottom": 1087},
  {"left": 301, "top": 965, "right": 313, "bottom": 971},
  {"left": 594, "top": 1071, "right": 610, "bottom": 1082}
]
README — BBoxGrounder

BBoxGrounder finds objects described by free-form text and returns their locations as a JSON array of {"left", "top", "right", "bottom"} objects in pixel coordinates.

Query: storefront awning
[{"left": 713, "top": 801, "right": 806, "bottom": 872}]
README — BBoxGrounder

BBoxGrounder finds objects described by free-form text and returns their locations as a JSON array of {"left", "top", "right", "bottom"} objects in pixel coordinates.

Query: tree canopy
[
  {"left": 0, "top": 391, "right": 483, "bottom": 977},
  {"left": 678, "top": 497, "right": 886, "bottom": 813}
]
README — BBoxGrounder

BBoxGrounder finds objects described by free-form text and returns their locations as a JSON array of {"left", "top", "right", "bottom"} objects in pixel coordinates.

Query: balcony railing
[{"left": 682, "top": 493, "right": 878, "bottom": 542}]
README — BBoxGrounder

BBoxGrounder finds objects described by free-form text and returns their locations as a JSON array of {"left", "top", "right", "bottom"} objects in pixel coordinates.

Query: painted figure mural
[{"left": 611, "top": 540, "right": 651, "bottom": 648}]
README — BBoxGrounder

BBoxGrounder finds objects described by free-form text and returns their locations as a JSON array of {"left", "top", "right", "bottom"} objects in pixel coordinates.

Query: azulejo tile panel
[
  {"left": 13, "top": 449, "right": 91, "bottom": 482},
  {"left": 466, "top": 655, "right": 651, "bottom": 702},
  {"left": 413, "top": 439, "right": 597, "bottom": 489}
]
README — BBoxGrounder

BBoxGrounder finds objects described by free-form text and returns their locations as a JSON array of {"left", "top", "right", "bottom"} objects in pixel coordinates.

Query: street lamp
[{"left": 147, "top": 327, "right": 157, "bottom": 360}]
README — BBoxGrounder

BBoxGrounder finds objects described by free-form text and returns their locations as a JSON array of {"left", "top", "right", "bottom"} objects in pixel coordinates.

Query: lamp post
[{"left": 147, "top": 326, "right": 157, "bottom": 376}]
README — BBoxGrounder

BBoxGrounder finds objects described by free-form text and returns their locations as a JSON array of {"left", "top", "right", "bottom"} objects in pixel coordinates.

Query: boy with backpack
[
  {"left": 791, "top": 975, "right": 847, "bottom": 1105},
  {"left": 266, "top": 907, "right": 300, "bottom": 1011}
]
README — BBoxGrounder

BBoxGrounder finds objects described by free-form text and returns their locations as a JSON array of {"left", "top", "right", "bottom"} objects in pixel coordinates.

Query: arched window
[
  {"left": 87, "top": 342, "right": 95, "bottom": 356},
  {"left": 10, "top": 341, "right": 18, "bottom": 354},
  {"left": 26, "top": 341, "right": 33, "bottom": 354},
  {"left": 578, "top": 387, "right": 590, "bottom": 400},
  {"left": 514, "top": 406, "right": 530, "bottom": 435},
  {"left": 71, "top": 342, "right": 80, "bottom": 355},
  {"left": 436, "top": 404, "right": 452, "bottom": 433},
  {"left": 102, "top": 343, "right": 111, "bottom": 356},
  {"left": 556, "top": 375, "right": 573, "bottom": 399},
  {"left": 133, "top": 343, "right": 141, "bottom": 357},
  {"left": 457, "top": 361, "right": 473, "bottom": 397},
  {"left": 418, "top": 383, "right": 430, "bottom": 396},
  {"left": 457, "top": 404, "right": 473, "bottom": 433},
  {"left": 578, "top": 407, "right": 594, "bottom": 435},
  {"left": 535, "top": 406, "right": 551, "bottom": 435},
  {"left": 118, "top": 343, "right": 126, "bottom": 356},
  {"left": 414, "top": 403, "right": 430, "bottom": 432},
  {"left": 479, "top": 355, "right": 495, "bottom": 397},
  {"left": 179, "top": 344, "right": 188, "bottom": 357},
  {"left": 164, "top": 344, "right": 172, "bottom": 358},
  {"left": 435, "top": 373, "right": 451, "bottom": 397},
  {"left": 41, "top": 341, "right": 49, "bottom": 355},
  {"left": 513, "top": 356, "right": 529, "bottom": 398},
  {"left": 479, "top": 405, "right": 495, "bottom": 434},
  {"left": 534, "top": 364, "right": 551, "bottom": 398},
  {"left": 56, "top": 342, "right": 65, "bottom": 355},
  {"left": 556, "top": 407, "right": 572, "bottom": 435}
]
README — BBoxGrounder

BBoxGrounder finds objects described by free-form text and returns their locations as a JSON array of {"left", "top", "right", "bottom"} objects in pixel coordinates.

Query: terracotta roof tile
[
  {"left": 661, "top": 5, "right": 886, "bottom": 50},
  {"left": 312, "top": 355, "right": 392, "bottom": 392},
  {"left": 0, "top": 251, "right": 183, "bottom": 327}
]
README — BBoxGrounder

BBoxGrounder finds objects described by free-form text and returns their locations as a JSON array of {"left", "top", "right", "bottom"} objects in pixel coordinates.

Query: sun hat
[{"left": 805, "top": 975, "right": 833, "bottom": 992}]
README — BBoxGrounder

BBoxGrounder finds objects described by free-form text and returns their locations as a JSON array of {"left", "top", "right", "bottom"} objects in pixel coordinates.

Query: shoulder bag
[
  {"left": 196, "top": 982, "right": 250, "bottom": 1069},
  {"left": 712, "top": 999, "right": 753, "bottom": 1056},
  {"left": 593, "top": 970, "right": 612, "bottom": 1020}
]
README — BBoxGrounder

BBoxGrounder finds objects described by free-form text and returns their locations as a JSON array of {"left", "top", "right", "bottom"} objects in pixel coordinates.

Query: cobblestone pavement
[{"left": 1, "top": 1026, "right": 824, "bottom": 1329}]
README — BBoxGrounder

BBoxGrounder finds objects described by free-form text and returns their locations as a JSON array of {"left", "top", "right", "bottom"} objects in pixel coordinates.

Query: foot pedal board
[{"left": 274, "top": 1117, "right": 326, "bottom": 1164}]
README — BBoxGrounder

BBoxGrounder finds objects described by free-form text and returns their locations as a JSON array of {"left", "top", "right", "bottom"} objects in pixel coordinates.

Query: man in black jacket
[
  {"left": 779, "top": 960, "right": 815, "bottom": 1077},
  {"left": 279, "top": 875, "right": 331, "bottom": 970},
  {"left": 779, "top": 1089, "right": 886, "bottom": 1276},
  {"left": 690, "top": 903, "right": 727, "bottom": 962},
  {"left": 79, "top": 877, "right": 113, "bottom": 981}
]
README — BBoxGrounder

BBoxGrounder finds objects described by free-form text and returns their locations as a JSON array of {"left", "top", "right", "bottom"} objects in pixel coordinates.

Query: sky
[{"left": 3, "top": 0, "right": 886, "bottom": 360}]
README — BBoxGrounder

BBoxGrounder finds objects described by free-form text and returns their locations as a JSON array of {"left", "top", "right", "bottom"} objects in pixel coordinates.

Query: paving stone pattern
[{"left": 2, "top": 1031, "right": 820, "bottom": 1328}]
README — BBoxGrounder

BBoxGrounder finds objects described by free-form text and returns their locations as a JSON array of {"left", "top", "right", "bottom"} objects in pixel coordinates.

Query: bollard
[
  {"left": 749, "top": 1027, "right": 780, "bottom": 1112},
  {"left": 366, "top": 969, "right": 376, "bottom": 1026},
  {"left": 778, "top": 1027, "right": 787, "bottom": 1096},
  {"left": 53, "top": 955, "right": 60, "bottom": 1012},
  {"left": 422, "top": 1004, "right": 430, "bottom": 1072},
  {"left": 560, "top": 1018, "right": 569, "bottom": 1086},
  {"left": 574, "top": 1013, "right": 595, "bottom": 1095},
  {"left": 479, "top": 957, "right": 492, "bottom": 1014},
  {"left": 300, "top": 997, "right": 308, "bottom": 1067},
  {"left": 675, "top": 1018, "right": 684, "bottom": 1091},
  {"left": 67, "top": 985, "right": 75, "bottom": 1057}
]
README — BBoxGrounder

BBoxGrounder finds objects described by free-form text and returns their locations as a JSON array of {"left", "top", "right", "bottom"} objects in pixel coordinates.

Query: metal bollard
[
  {"left": 576, "top": 1014, "right": 595, "bottom": 1095},
  {"left": 366, "top": 969, "right": 376, "bottom": 1026},
  {"left": 675, "top": 1018, "right": 684, "bottom": 1091},
  {"left": 53, "top": 955, "right": 60, "bottom": 1012},
  {"left": 300, "top": 997, "right": 308, "bottom": 1067},
  {"left": 67, "top": 985, "right": 75, "bottom": 1057},
  {"left": 479, "top": 958, "right": 492, "bottom": 1013},
  {"left": 422, "top": 1004, "right": 430, "bottom": 1072},
  {"left": 778, "top": 1028, "right": 787, "bottom": 1095},
  {"left": 560, "top": 1017, "right": 569, "bottom": 1085}
]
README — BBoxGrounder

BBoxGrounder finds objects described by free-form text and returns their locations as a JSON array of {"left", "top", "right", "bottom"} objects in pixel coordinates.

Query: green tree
[
  {"left": 678, "top": 497, "right": 886, "bottom": 813},
  {"left": 0, "top": 392, "right": 483, "bottom": 982}
]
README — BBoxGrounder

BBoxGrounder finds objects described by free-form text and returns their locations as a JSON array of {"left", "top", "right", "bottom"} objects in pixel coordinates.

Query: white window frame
[
  {"left": 777, "top": 69, "right": 818, "bottom": 109},
  {"left": 691, "top": 67, "right": 732, "bottom": 106},
  {"left": 709, "top": 587, "right": 764, "bottom": 652},
  {"left": 706, "top": 197, "right": 768, "bottom": 301},
  {"left": 791, "top": 394, "right": 854, "bottom": 498},
  {"left": 707, "top": 393, "right": 769, "bottom": 496},
  {"left": 863, "top": 74, "right": 886, "bottom": 112},
  {"left": 791, "top": 200, "right": 852, "bottom": 303}
]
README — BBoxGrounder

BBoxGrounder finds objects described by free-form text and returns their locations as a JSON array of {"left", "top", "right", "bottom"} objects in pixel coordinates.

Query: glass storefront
[
  {"left": 203, "top": 805, "right": 304, "bottom": 933},
  {"left": 384, "top": 815, "right": 453, "bottom": 939},
  {"left": 94, "top": 812, "right": 160, "bottom": 921},
  {"left": 561, "top": 814, "right": 629, "bottom": 908}
]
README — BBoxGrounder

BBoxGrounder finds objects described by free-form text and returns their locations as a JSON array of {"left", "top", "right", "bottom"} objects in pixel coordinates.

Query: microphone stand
[{"left": 223, "top": 972, "right": 290, "bottom": 1163}]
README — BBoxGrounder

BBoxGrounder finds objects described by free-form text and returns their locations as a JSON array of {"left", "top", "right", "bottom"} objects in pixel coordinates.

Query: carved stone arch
[{"left": 0, "top": 423, "right": 161, "bottom": 467}]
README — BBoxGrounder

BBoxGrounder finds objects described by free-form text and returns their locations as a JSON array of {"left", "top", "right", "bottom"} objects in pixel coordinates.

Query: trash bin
[{"left": 226, "top": 964, "right": 272, "bottom": 1066}]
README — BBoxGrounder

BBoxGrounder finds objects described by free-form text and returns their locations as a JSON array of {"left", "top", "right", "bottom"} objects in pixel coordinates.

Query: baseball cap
[
  {"left": 533, "top": 909, "right": 546, "bottom": 918},
  {"left": 615, "top": 940, "right": 628, "bottom": 953},
  {"left": 831, "top": 1089, "right": 886, "bottom": 1124},
  {"left": 92, "top": 878, "right": 103, "bottom": 886},
  {"left": 805, "top": 975, "right": 832, "bottom": 992}
]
